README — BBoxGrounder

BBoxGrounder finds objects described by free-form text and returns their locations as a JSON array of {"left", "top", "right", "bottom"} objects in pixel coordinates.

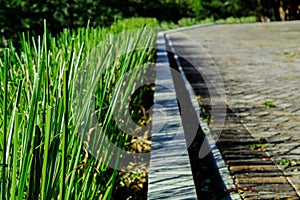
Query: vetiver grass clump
[{"left": 0, "top": 18, "right": 157, "bottom": 200}]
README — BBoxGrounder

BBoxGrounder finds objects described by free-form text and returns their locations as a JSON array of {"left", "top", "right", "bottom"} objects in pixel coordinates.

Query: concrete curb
[{"left": 147, "top": 32, "right": 197, "bottom": 200}]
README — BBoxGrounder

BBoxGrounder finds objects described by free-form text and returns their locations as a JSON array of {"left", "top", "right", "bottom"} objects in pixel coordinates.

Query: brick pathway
[{"left": 168, "top": 21, "right": 300, "bottom": 199}]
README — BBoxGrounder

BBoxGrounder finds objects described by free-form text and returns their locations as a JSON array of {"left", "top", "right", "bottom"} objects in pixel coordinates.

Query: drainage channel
[
  {"left": 165, "top": 33, "right": 241, "bottom": 200},
  {"left": 148, "top": 32, "right": 241, "bottom": 200}
]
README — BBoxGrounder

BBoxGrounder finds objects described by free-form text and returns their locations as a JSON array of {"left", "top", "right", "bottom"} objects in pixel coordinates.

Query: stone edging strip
[{"left": 147, "top": 32, "right": 197, "bottom": 200}]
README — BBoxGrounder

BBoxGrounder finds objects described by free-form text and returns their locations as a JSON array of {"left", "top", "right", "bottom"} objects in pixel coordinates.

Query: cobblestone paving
[{"left": 168, "top": 21, "right": 300, "bottom": 199}]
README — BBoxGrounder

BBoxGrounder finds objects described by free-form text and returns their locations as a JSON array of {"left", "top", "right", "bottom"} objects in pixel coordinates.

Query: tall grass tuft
[{"left": 0, "top": 18, "right": 157, "bottom": 199}]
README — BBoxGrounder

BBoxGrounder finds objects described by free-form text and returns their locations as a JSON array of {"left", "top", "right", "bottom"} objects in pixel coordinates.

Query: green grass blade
[
  {"left": 11, "top": 111, "right": 19, "bottom": 200},
  {"left": 41, "top": 106, "right": 52, "bottom": 200},
  {"left": 1, "top": 48, "right": 9, "bottom": 200},
  {"left": 60, "top": 38, "right": 73, "bottom": 200}
]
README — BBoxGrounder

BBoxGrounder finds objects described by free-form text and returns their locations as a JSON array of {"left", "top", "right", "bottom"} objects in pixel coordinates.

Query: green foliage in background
[
  {"left": 0, "top": 0, "right": 120, "bottom": 48},
  {"left": 200, "top": 0, "right": 258, "bottom": 20},
  {"left": 0, "top": 0, "right": 260, "bottom": 47}
]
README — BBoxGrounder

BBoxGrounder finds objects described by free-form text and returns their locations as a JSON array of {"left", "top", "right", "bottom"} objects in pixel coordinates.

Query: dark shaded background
[{"left": 0, "top": 0, "right": 299, "bottom": 48}]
